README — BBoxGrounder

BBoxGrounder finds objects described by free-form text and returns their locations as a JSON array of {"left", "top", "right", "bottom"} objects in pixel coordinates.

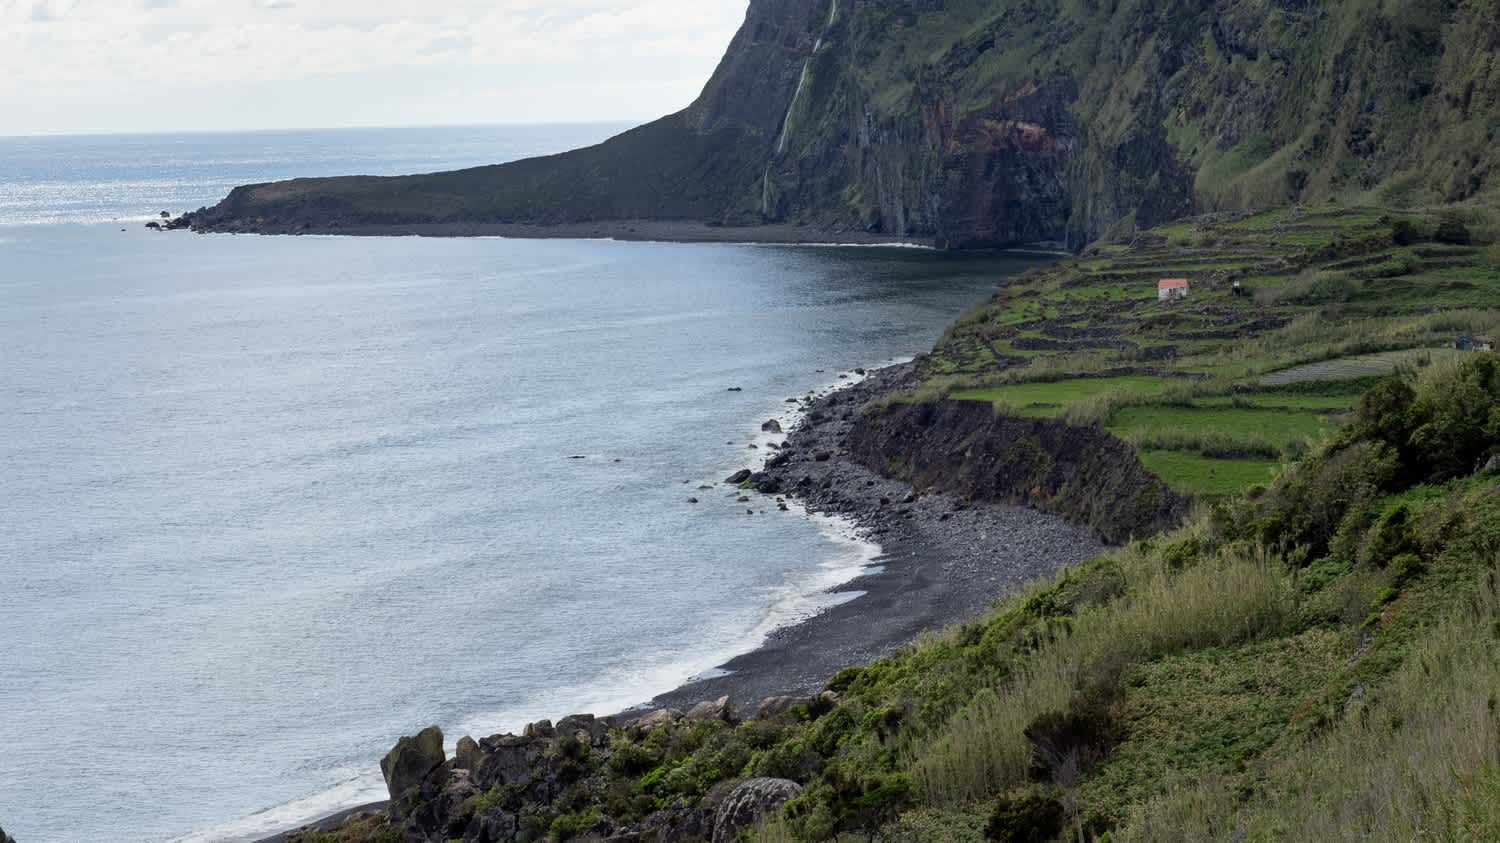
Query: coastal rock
[
  {"left": 686, "top": 695, "right": 738, "bottom": 724},
  {"left": 761, "top": 419, "right": 783, "bottom": 433},
  {"left": 725, "top": 469, "right": 753, "bottom": 484},
  {"left": 404, "top": 768, "right": 478, "bottom": 839},
  {"left": 464, "top": 807, "right": 519, "bottom": 843},
  {"left": 556, "top": 713, "right": 609, "bottom": 745},
  {"left": 380, "top": 725, "right": 446, "bottom": 801},
  {"left": 754, "top": 695, "right": 810, "bottom": 719},
  {"left": 632, "top": 708, "right": 684, "bottom": 731},
  {"left": 454, "top": 735, "right": 482, "bottom": 771},
  {"left": 0, "top": 825, "right": 14, "bottom": 843},
  {"left": 711, "top": 778, "right": 804, "bottom": 843},
  {"left": 474, "top": 735, "right": 541, "bottom": 789},
  {"left": 523, "top": 719, "right": 555, "bottom": 739},
  {"left": 643, "top": 800, "right": 713, "bottom": 843}
]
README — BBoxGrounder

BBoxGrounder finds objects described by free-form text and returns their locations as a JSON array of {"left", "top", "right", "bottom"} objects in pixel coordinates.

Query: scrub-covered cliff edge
[{"left": 182, "top": 0, "right": 1500, "bottom": 248}]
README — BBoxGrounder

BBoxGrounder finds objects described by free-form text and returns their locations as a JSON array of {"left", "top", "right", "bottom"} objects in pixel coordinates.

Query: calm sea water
[{"left": 0, "top": 126, "right": 1046, "bottom": 842}]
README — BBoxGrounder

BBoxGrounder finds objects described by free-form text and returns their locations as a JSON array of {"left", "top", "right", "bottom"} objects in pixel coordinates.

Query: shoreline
[
  {"left": 174, "top": 216, "right": 1072, "bottom": 255},
  {"left": 182, "top": 218, "right": 931, "bottom": 246},
  {"left": 257, "top": 360, "right": 1101, "bottom": 843},
  {"left": 642, "top": 363, "right": 1102, "bottom": 712}
]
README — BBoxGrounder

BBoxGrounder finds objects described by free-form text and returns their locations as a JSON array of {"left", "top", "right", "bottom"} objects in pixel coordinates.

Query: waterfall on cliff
[{"left": 762, "top": 0, "right": 838, "bottom": 218}]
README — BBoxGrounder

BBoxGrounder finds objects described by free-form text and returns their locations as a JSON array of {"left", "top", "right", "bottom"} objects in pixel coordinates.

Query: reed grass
[{"left": 910, "top": 541, "right": 1294, "bottom": 806}]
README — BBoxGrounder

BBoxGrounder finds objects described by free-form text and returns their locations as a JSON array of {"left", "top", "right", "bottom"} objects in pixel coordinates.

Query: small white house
[{"left": 1158, "top": 278, "right": 1189, "bottom": 301}]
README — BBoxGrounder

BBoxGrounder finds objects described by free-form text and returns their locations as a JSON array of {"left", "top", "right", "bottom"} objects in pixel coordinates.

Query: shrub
[
  {"left": 1388, "top": 552, "right": 1426, "bottom": 587},
  {"left": 1435, "top": 217, "right": 1472, "bottom": 245},
  {"left": 986, "top": 792, "right": 1067, "bottom": 842},
  {"left": 1360, "top": 503, "right": 1418, "bottom": 568}
]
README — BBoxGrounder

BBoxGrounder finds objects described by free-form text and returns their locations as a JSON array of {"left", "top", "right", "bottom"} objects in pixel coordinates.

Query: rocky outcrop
[
  {"left": 0, "top": 824, "right": 15, "bottom": 843},
  {"left": 711, "top": 778, "right": 804, "bottom": 843},
  {"left": 335, "top": 706, "right": 809, "bottom": 843},
  {"left": 847, "top": 400, "right": 1184, "bottom": 544},
  {"left": 381, "top": 726, "right": 446, "bottom": 801}
]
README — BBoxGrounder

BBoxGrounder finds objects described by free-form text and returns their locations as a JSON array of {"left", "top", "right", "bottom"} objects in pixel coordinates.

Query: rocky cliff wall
[
  {"left": 184, "top": 0, "right": 1500, "bottom": 249},
  {"left": 846, "top": 399, "right": 1184, "bottom": 544}
]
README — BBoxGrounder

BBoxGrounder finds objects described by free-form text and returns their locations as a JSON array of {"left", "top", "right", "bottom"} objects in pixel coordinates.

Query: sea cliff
[{"left": 180, "top": 1, "right": 1499, "bottom": 248}]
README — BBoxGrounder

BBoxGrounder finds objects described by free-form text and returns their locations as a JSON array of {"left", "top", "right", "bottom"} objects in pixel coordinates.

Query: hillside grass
[{"left": 916, "top": 205, "right": 1500, "bottom": 497}]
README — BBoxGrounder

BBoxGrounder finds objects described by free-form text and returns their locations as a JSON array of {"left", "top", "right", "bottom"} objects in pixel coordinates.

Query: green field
[
  {"left": 1135, "top": 450, "right": 1283, "bottom": 497},
  {"left": 1107, "top": 406, "right": 1337, "bottom": 452},
  {"left": 950, "top": 375, "right": 1171, "bottom": 417}
]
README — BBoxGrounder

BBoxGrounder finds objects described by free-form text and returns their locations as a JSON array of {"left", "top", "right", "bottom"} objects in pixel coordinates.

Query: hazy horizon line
[{"left": 0, "top": 117, "right": 647, "bottom": 142}]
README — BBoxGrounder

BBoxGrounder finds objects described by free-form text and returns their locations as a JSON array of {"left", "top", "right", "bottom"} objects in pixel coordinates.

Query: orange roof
[{"left": 1158, "top": 278, "right": 1189, "bottom": 288}]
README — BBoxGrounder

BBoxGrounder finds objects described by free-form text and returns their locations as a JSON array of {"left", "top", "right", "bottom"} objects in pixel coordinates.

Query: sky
[{"left": 0, "top": 0, "right": 750, "bottom": 136}]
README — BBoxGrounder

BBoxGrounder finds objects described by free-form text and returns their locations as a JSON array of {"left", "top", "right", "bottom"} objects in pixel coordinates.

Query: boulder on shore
[
  {"left": 725, "top": 469, "right": 753, "bottom": 484},
  {"left": 380, "top": 725, "right": 446, "bottom": 800},
  {"left": 632, "top": 708, "right": 684, "bottom": 731},
  {"left": 761, "top": 419, "right": 783, "bottom": 433},
  {"left": 686, "top": 695, "right": 738, "bottom": 724},
  {"left": 711, "top": 778, "right": 803, "bottom": 843},
  {"left": 0, "top": 824, "right": 15, "bottom": 843}
]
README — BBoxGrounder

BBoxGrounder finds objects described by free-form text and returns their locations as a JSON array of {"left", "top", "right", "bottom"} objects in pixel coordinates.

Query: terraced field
[
  {"left": 1259, "top": 348, "right": 1466, "bottom": 385},
  {"left": 923, "top": 206, "right": 1500, "bottom": 498}
]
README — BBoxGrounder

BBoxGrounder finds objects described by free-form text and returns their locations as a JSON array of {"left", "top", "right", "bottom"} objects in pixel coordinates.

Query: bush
[
  {"left": 1360, "top": 503, "right": 1418, "bottom": 568},
  {"left": 1388, "top": 552, "right": 1426, "bottom": 587},
  {"left": 1390, "top": 218, "right": 1426, "bottom": 246},
  {"left": 986, "top": 792, "right": 1067, "bottom": 842},
  {"left": 1435, "top": 217, "right": 1472, "bottom": 245}
]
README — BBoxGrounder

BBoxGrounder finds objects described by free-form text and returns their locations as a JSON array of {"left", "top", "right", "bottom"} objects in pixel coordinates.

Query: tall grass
[
  {"left": 910, "top": 541, "right": 1294, "bottom": 805},
  {"left": 1118, "top": 555, "right": 1500, "bottom": 842}
]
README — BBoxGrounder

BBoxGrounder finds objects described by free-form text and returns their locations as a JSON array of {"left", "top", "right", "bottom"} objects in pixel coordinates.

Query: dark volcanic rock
[
  {"left": 725, "top": 469, "right": 753, "bottom": 484},
  {"left": 454, "top": 735, "right": 482, "bottom": 771},
  {"left": 473, "top": 734, "right": 540, "bottom": 789},
  {"left": 761, "top": 418, "right": 783, "bottom": 433},
  {"left": 0, "top": 825, "right": 14, "bottom": 843},
  {"left": 847, "top": 400, "right": 1183, "bottom": 544},
  {"left": 380, "top": 725, "right": 445, "bottom": 801},
  {"left": 711, "top": 778, "right": 804, "bottom": 843},
  {"left": 686, "top": 695, "right": 738, "bottom": 724}
]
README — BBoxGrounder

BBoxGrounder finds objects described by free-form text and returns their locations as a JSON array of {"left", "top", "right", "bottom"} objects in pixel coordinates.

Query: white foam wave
[
  {"left": 185, "top": 358, "right": 904, "bottom": 843},
  {"left": 170, "top": 770, "right": 385, "bottom": 843}
]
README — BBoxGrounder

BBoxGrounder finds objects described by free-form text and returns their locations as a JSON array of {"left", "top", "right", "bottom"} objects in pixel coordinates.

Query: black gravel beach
[{"left": 645, "top": 363, "right": 1102, "bottom": 713}]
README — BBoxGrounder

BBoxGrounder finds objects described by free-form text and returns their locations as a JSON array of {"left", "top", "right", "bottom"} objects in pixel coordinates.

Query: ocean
[{"left": 0, "top": 125, "right": 1047, "bottom": 842}]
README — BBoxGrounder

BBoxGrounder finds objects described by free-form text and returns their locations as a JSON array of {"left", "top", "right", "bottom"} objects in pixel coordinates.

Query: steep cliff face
[
  {"left": 846, "top": 399, "right": 1184, "bottom": 543},
  {"left": 184, "top": 0, "right": 1500, "bottom": 248}
]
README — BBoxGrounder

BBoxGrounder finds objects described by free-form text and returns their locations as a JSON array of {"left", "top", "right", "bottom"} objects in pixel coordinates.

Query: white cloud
[{"left": 0, "top": 0, "right": 749, "bottom": 134}]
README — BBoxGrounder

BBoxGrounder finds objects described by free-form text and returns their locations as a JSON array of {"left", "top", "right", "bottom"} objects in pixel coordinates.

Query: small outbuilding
[
  {"left": 1455, "top": 335, "right": 1495, "bottom": 352},
  {"left": 1158, "top": 278, "right": 1189, "bottom": 301}
]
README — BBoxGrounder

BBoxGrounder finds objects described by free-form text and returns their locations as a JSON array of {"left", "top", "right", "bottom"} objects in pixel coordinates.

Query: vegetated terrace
[{"left": 913, "top": 204, "right": 1500, "bottom": 498}]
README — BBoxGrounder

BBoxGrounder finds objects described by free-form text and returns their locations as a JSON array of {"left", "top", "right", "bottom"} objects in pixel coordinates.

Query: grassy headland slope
[{"left": 185, "top": 1, "right": 1500, "bottom": 247}]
